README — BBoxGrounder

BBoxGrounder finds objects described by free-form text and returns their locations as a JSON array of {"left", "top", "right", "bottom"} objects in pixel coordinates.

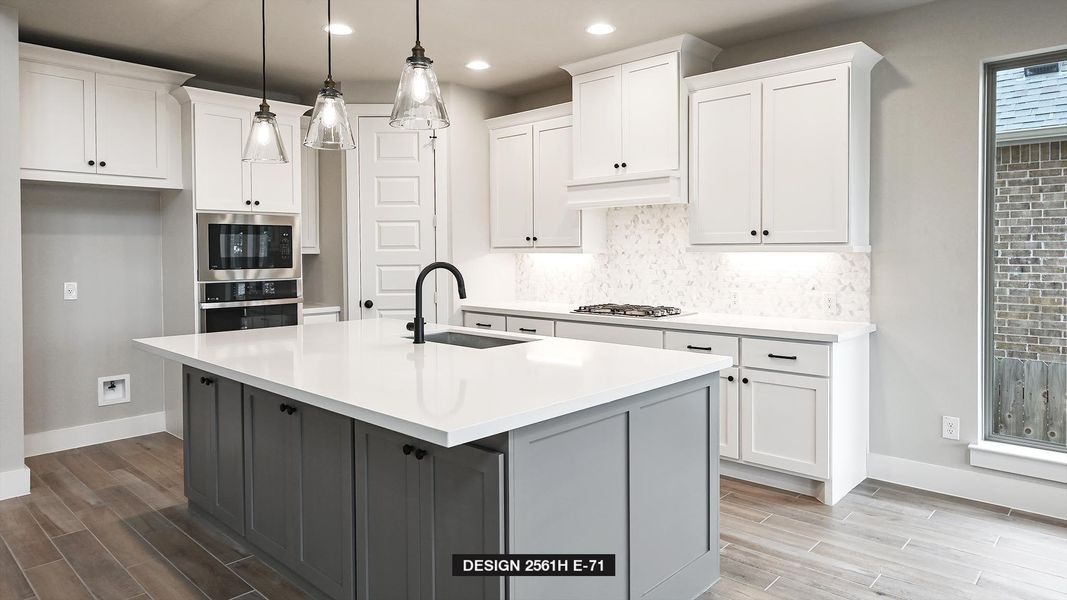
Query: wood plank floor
[{"left": 2, "top": 433, "right": 1065, "bottom": 600}]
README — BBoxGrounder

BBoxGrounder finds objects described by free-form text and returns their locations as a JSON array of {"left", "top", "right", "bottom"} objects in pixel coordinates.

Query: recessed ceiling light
[
  {"left": 323, "top": 23, "right": 353, "bottom": 35},
  {"left": 466, "top": 59, "right": 490, "bottom": 71},
  {"left": 585, "top": 22, "right": 615, "bottom": 35}
]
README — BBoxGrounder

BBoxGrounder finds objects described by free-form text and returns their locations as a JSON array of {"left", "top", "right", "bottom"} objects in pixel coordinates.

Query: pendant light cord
[
  {"left": 326, "top": 0, "right": 333, "bottom": 79},
  {"left": 261, "top": 0, "right": 267, "bottom": 102},
  {"left": 415, "top": 0, "right": 420, "bottom": 45}
]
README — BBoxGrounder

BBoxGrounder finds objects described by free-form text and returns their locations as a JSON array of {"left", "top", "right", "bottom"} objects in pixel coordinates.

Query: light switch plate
[{"left": 63, "top": 282, "right": 78, "bottom": 301}]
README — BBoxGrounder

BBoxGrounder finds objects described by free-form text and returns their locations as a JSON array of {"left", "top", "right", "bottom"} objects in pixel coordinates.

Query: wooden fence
[{"left": 991, "top": 357, "right": 1066, "bottom": 448}]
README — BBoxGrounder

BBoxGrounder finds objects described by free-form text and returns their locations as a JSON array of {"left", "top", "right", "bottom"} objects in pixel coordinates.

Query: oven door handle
[{"left": 200, "top": 297, "right": 304, "bottom": 310}]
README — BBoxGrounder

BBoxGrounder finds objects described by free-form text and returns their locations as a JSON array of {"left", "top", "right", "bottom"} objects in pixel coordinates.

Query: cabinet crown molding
[
  {"left": 172, "top": 86, "right": 310, "bottom": 118},
  {"left": 561, "top": 33, "right": 721, "bottom": 76},
  {"left": 485, "top": 102, "right": 572, "bottom": 130},
  {"left": 686, "top": 42, "right": 883, "bottom": 91},
  {"left": 19, "top": 43, "right": 193, "bottom": 86}
]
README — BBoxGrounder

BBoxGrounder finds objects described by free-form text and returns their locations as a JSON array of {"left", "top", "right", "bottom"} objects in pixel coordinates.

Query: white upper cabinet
[
  {"left": 487, "top": 103, "right": 605, "bottom": 253},
  {"left": 687, "top": 43, "right": 882, "bottom": 252},
  {"left": 301, "top": 117, "right": 321, "bottom": 254},
  {"left": 562, "top": 35, "right": 720, "bottom": 209},
  {"left": 19, "top": 44, "right": 191, "bottom": 188},
  {"left": 174, "top": 87, "right": 307, "bottom": 214}
]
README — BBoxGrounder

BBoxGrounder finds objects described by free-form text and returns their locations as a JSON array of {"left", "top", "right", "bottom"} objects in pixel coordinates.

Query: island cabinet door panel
[
  {"left": 424, "top": 444, "right": 505, "bottom": 600},
  {"left": 740, "top": 369, "right": 830, "bottom": 479},
  {"left": 182, "top": 367, "right": 245, "bottom": 534},
  {"left": 243, "top": 387, "right": 300, "bottom": 562},
  {"left": 295, "top": 404, "right": 354, "bottom": 600},
  {"left": 760, "top": 64, "right": 850, "bottom": 244},
  {"left": 509, "top": 411, "right": 629, "bottom": 600},
  {"left": 354, "top": 423, "right": 422, "bottom": 600},
  {"left": 629, "top": 383, "right": 718, "bottom": 599}
]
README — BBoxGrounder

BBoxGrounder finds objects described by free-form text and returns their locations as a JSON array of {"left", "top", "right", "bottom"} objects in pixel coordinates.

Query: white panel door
[
  {"left": 761, "top": 64, "right": 850, "bottom": 244},
  {"left": 620, "top": 52, "right": 679, "bottom": 175},
  {"left": 95, "top": 74, "right": 168, "bottom": 178},
  {"left": 720, "top": 368, "right": 740, "bottom": 460},
  {"left": 489, "top": 124, "right": 533, "bottom": 248},
  {"left": 358, "top": 116, "right": 436, "bottom": 321},
  {"left": 251, "top": 114, "right": 301, "bottom": 214},
  {"left": 689, "top": 81, "right": 763, "bottom": 245},
  {"left": 19, "top": 61, "right": 96, "bottom": 173},
  {"left": 741, "top": 368, "right": 829, "bottom": 479},
  {"left": 572, "top": 65, "right": 622, "bottom": 179},
  {"left": 193, "top": 103, "right": 251, "bottom": 212},
  {"left": 532, "top": 116, "right": 580, "bottom": 248}
]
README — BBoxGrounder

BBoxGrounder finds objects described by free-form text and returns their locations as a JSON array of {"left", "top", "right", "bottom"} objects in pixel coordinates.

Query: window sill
[{"left": 969, "top": 441, "right": 1067, "bottom": 484}]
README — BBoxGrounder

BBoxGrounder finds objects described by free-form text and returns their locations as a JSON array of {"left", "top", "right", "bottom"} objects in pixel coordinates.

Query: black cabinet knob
[
  {"left": 286, "top": 405, "right": 297, "bottom": 415},
  {"left": 279, "top": 403, "right": 287, "bottom": 412},
  {"left": 525, "top": 236, "right": 531, "bottom": 241},
  {"left": 88, "top": 160, "right": 95, "bottom": 166},
  {"left": 363, "top": 299, "right": 374, "bottom": 309},
  {"left": 200, "top": 376, "right": 206, "bottom": 384},
  {"left": 762, "top": 230, "right": 769, "bottom": 236},
  {"left": 402, "top": 444, "right": 414, "bottom": 455},
  {"left": 99, "top": 161, "right": 106, "bottom": 167},
  {"left": 254, "top": 200, "right": 260, "bottom": 206},
  {"left": 750, "top": 230, "right": 758, "bottom": 236},
  {"left": 621, "top": 162, "right": 627, "bottom": 168},
  {"left": 200, "top": 377, "right": 214, "bottom": 386},
  {"left": 613, "top": 163, "right": 620, "bottom": 169},
  {"left": 245, "top": 200, "right": 252, "bottom": 206},
  {"left": 406, "top": 321, "right": 415, "bottom": 331},
  {"left": 532, "top": 236, "right": 538, "bottom": 241},
  {"left": 414, "top": 448, "right": 428, "bottom": 460},
  {"left": 742, "top": 377, "right": 749, "bottom": 384},
  {"left": 727, "top": 375, "right": 735, "bottom": 382}
]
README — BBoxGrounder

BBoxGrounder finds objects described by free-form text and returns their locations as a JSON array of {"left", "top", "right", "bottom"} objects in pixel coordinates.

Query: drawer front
[
  {"left": 742, "top": 338, "right": 829, "bottom": 377},
  {"left": 506, "top": 316, "right": 555, "bottom": 337},
  {"left": 555, "top": 321, "right": 663, "bottom": 348},
  {"left": 303, "top": 312, "right": 339, "bottom": 325},
  {"left": 664, "top": 331, "right": 739, "bottom": 365},
  {"left": 463, "top": 312, "right": 507, "bottom": 331}
]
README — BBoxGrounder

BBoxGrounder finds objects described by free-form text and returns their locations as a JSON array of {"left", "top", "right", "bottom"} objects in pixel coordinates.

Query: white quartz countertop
[
  {"left": 134, "top": 318, "right": 730, "bottom": 447},
  {"left": 461, "top": 301, "right": 875, "bottom": 342}
]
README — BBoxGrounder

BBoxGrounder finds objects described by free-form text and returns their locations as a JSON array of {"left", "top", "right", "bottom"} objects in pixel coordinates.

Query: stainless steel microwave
[{"left": 197, "top": 213, "right": 301, "bottom": 282}]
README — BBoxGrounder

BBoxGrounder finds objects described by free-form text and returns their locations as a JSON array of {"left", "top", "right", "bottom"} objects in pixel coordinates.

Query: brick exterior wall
[{"left": 993, "top": 141, "right": 1067, "bottom": 363}]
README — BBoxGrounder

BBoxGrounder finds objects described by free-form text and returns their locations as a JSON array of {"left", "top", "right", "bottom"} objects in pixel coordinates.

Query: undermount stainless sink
[{"left": 419, "top": 331, "right": 533, "bottom": 349}]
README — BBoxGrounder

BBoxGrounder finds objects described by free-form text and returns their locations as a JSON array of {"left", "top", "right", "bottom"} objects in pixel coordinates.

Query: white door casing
[
  {"left": 532, "top": 116, "right": 580, "bottom": 248},
  {"left": 356, "top": 116, "right": 436, "bottom": 321}
]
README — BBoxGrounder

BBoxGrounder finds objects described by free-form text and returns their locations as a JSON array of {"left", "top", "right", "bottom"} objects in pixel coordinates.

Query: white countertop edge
[
  {"left": 461, "top": 302, "right": 876, "bottom": 343},
  {"left": 134, "top": 337, "right": 730, "bottom": 448}
]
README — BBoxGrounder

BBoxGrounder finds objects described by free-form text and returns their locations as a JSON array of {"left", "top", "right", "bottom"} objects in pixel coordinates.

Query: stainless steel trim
[
  {"left": 197, "top": 212, "right": 301, "bottom": 282},
  {"left": 198, "top": 279, "right": 303, "bottom": 303},
  {"left": 200, "top": 297, "right": 304, "bottom": 310}
]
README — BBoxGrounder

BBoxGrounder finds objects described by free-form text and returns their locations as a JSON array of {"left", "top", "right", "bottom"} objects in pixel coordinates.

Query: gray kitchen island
[{"left": 135, "top": 318, "right": 730, "bottom": 600}]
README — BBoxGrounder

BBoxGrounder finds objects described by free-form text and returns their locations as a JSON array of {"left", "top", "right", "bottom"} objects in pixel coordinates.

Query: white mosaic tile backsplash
[{"left": 515, "top": 205, "right": 871, "bottom": 322}]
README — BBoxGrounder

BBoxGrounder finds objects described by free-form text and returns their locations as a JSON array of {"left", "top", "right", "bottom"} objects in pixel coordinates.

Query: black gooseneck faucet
[{"left": 407, "top": 262, "right": 467, "bottom": 344}]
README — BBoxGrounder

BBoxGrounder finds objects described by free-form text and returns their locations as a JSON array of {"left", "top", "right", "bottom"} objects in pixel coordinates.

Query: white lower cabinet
[
  {"left": 740, "top": 368, "right": 829, "bottom": 479},
  {"left": 505, "top": 316, "right": 555, "bottom": 337},
  {"left": 719, "top": 367, "right": 740, "bottom": 460},
  {"left": 463, "top": 312, "right": 506, "bottom": 331},
  {"left": 555, "top": 320, "right": 663, "bottom": 348}
]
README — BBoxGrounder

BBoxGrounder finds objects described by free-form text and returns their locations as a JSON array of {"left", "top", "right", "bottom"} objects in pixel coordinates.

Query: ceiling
[{"left": 9, "top": 0, "right": 933, "bottom": 101}]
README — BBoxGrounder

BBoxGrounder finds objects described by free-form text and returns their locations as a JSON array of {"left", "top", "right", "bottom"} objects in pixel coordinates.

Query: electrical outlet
[
  {"left": 63, "top": 282, "right": 78, "bottom": 301},
  {"left": 729, "top": 291, "right": 740, "bottom": 312},
  {"left": 821, "top": 293, "right": 836, "bottom": 312},
  {"left": 942, "top": 415, "right": 960, "bottom": 440}
]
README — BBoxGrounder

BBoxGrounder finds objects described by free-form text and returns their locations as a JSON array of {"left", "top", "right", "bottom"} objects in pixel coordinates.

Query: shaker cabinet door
[
  {"left": 95, "top": 74, "right": 169, "bottom": 179},
  {"left": 489, "top": 124, "right": 534, "bottom": 248},
  {"left": 761, "top": 64, "right": 850, "bottom": 244},
  {"left": 620, "top": 52, "right": 679, "bottom": 175},
  {"left": 243, "top": 387, "right": 299, "bottom": 559},
  {"left": 20, "top": 61, "right": 96, "bottom": 174},
  {"left": 740, "top": 369, "right": 829, "bottom": 479},
  {"left": 251, "top": 114, "right": 301, "bottom": 214},
  {"left": 194, "top": 103, "right": 252, "bottom": 212},
  {"left": 532, "top": 117, "right": 580, "bottom": 248},
  {"left": 689, "top": 81, "right": 763, "bottom": 245},
  {"left": 182, "top": 367, "right": 245, "bottom": 533},
  {"left": 572, "top": 65, "right": 622, "bottom": 179}
]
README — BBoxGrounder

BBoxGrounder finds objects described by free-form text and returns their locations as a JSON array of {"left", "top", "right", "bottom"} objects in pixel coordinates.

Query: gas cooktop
[{"left": 573, "top": 303, "right": 693, "bottom": 318}]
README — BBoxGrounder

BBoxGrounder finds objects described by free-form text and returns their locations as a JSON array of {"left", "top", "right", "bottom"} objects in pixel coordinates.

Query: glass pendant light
[
  {"left": 304, "top": 0, "right": 355, "bottom": 150},
  {"left": 243, "top": 0, "right": 288, "bottom": 163},
  {"left": 390, "top": 0, "right": 449, "bottom": 130}
]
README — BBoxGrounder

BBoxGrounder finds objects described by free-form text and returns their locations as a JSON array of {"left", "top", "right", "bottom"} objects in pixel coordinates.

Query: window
[{"left": 983, "top": 52, "right": 1067, "bottom": 452}]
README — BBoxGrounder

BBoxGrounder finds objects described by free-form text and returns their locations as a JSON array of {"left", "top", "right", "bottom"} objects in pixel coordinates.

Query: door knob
[{"left": 363, "top": 299, "right": 374, "bottom": 309}]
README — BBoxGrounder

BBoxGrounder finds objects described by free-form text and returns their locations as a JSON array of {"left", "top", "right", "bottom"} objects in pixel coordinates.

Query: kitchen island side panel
[{"left": 508, "top": 374, "right": 720, "bottom": 600}]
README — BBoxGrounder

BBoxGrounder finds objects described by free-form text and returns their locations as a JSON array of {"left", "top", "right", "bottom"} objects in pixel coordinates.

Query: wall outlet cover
[
  {"left": 63, "top": 281, "right": 78, "bottom": 301},
  {"left": 942, "top": 415, "right": 960, "bottom": 440},
  {"left": 98, "top": 374, "right": 131, "bottom": 406}
]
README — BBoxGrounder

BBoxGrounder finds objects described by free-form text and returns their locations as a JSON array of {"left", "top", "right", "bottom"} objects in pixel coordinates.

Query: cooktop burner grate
[{"left": 573, "top": 303, "right": 685, "bottom": 318}]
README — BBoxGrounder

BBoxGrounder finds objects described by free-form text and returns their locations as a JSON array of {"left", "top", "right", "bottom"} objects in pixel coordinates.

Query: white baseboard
[
  {"left": 24, "top": 411, "right": 167, "bottom": 457},
  {"left": 0, "top": 466, "right": 31, "bottom": 501},
  {"left": 719, "top": 459, "right": 821, "bottom": 497},
  {"left": 868, "top": 452, "right": 1067, "bottom": 520}
]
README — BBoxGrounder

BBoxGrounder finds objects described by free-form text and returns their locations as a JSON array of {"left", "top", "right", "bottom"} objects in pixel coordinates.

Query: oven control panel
[{"left": 202, "top": 279, "right": 300, "bottom": 303}]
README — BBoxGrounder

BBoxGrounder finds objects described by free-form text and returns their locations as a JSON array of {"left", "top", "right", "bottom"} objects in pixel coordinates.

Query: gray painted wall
[
  {"left": 303, "top": 151, "right": 346, "bottom": 309},
  {"left": 0, "top": 4, "right": 24, "bottom": 478},
  {"left": 711, "top": 0, "right": 1067, "bottom": 477},
  {"left": 21, "top": 183, "right": 164, "bottom": 434}
]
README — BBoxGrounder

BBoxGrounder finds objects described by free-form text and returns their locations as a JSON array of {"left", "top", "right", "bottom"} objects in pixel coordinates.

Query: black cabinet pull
[
  {"left": 519, "top": 327, "right": 537, "bottom": 333},
  {"left": 620, "top": 162, "right": 627, "bottom": 168},
  {"left": 727, "top": 375, "right": 735, "bottom": 382},
  {"left": 613, "top": 163, "right": 620, "bottom": 169},
  {"left": 750, "top": 230, "right": 758, "bottom": 236},
  {"left": 414, "top": 448, "right": 428, "bottom": 460},
  {"left": 767, "top": 353, "right": 798, "bottom": 360},
  {"left": 475, "top": 322, "right": 492, "bottom": 328},
  {"left": 686, "top": 345, "right": 712, "bottom": 352},
  {"left": 245, "top": 200, "right": 252, "bottom": 206},
  {"left": 742, "top": 377, "right": 749, "bottom": 384},
  {"left": 279, "top": 403, "right": 287, "bottom": 412},
  {"left": 88, "top": 160, "right": 95, "bottom": 166},
  {"left": 402, "top": 444, "right": 414, "bottom": 455},
  {"left": 762, "top": 229, "right": 769, "bottom": 236},
  {"left": 363, "top": 299, "right": 374, "bottom": 309},
  {"left": 99, "top": 161, "right": 106, "bottom": 167}
]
